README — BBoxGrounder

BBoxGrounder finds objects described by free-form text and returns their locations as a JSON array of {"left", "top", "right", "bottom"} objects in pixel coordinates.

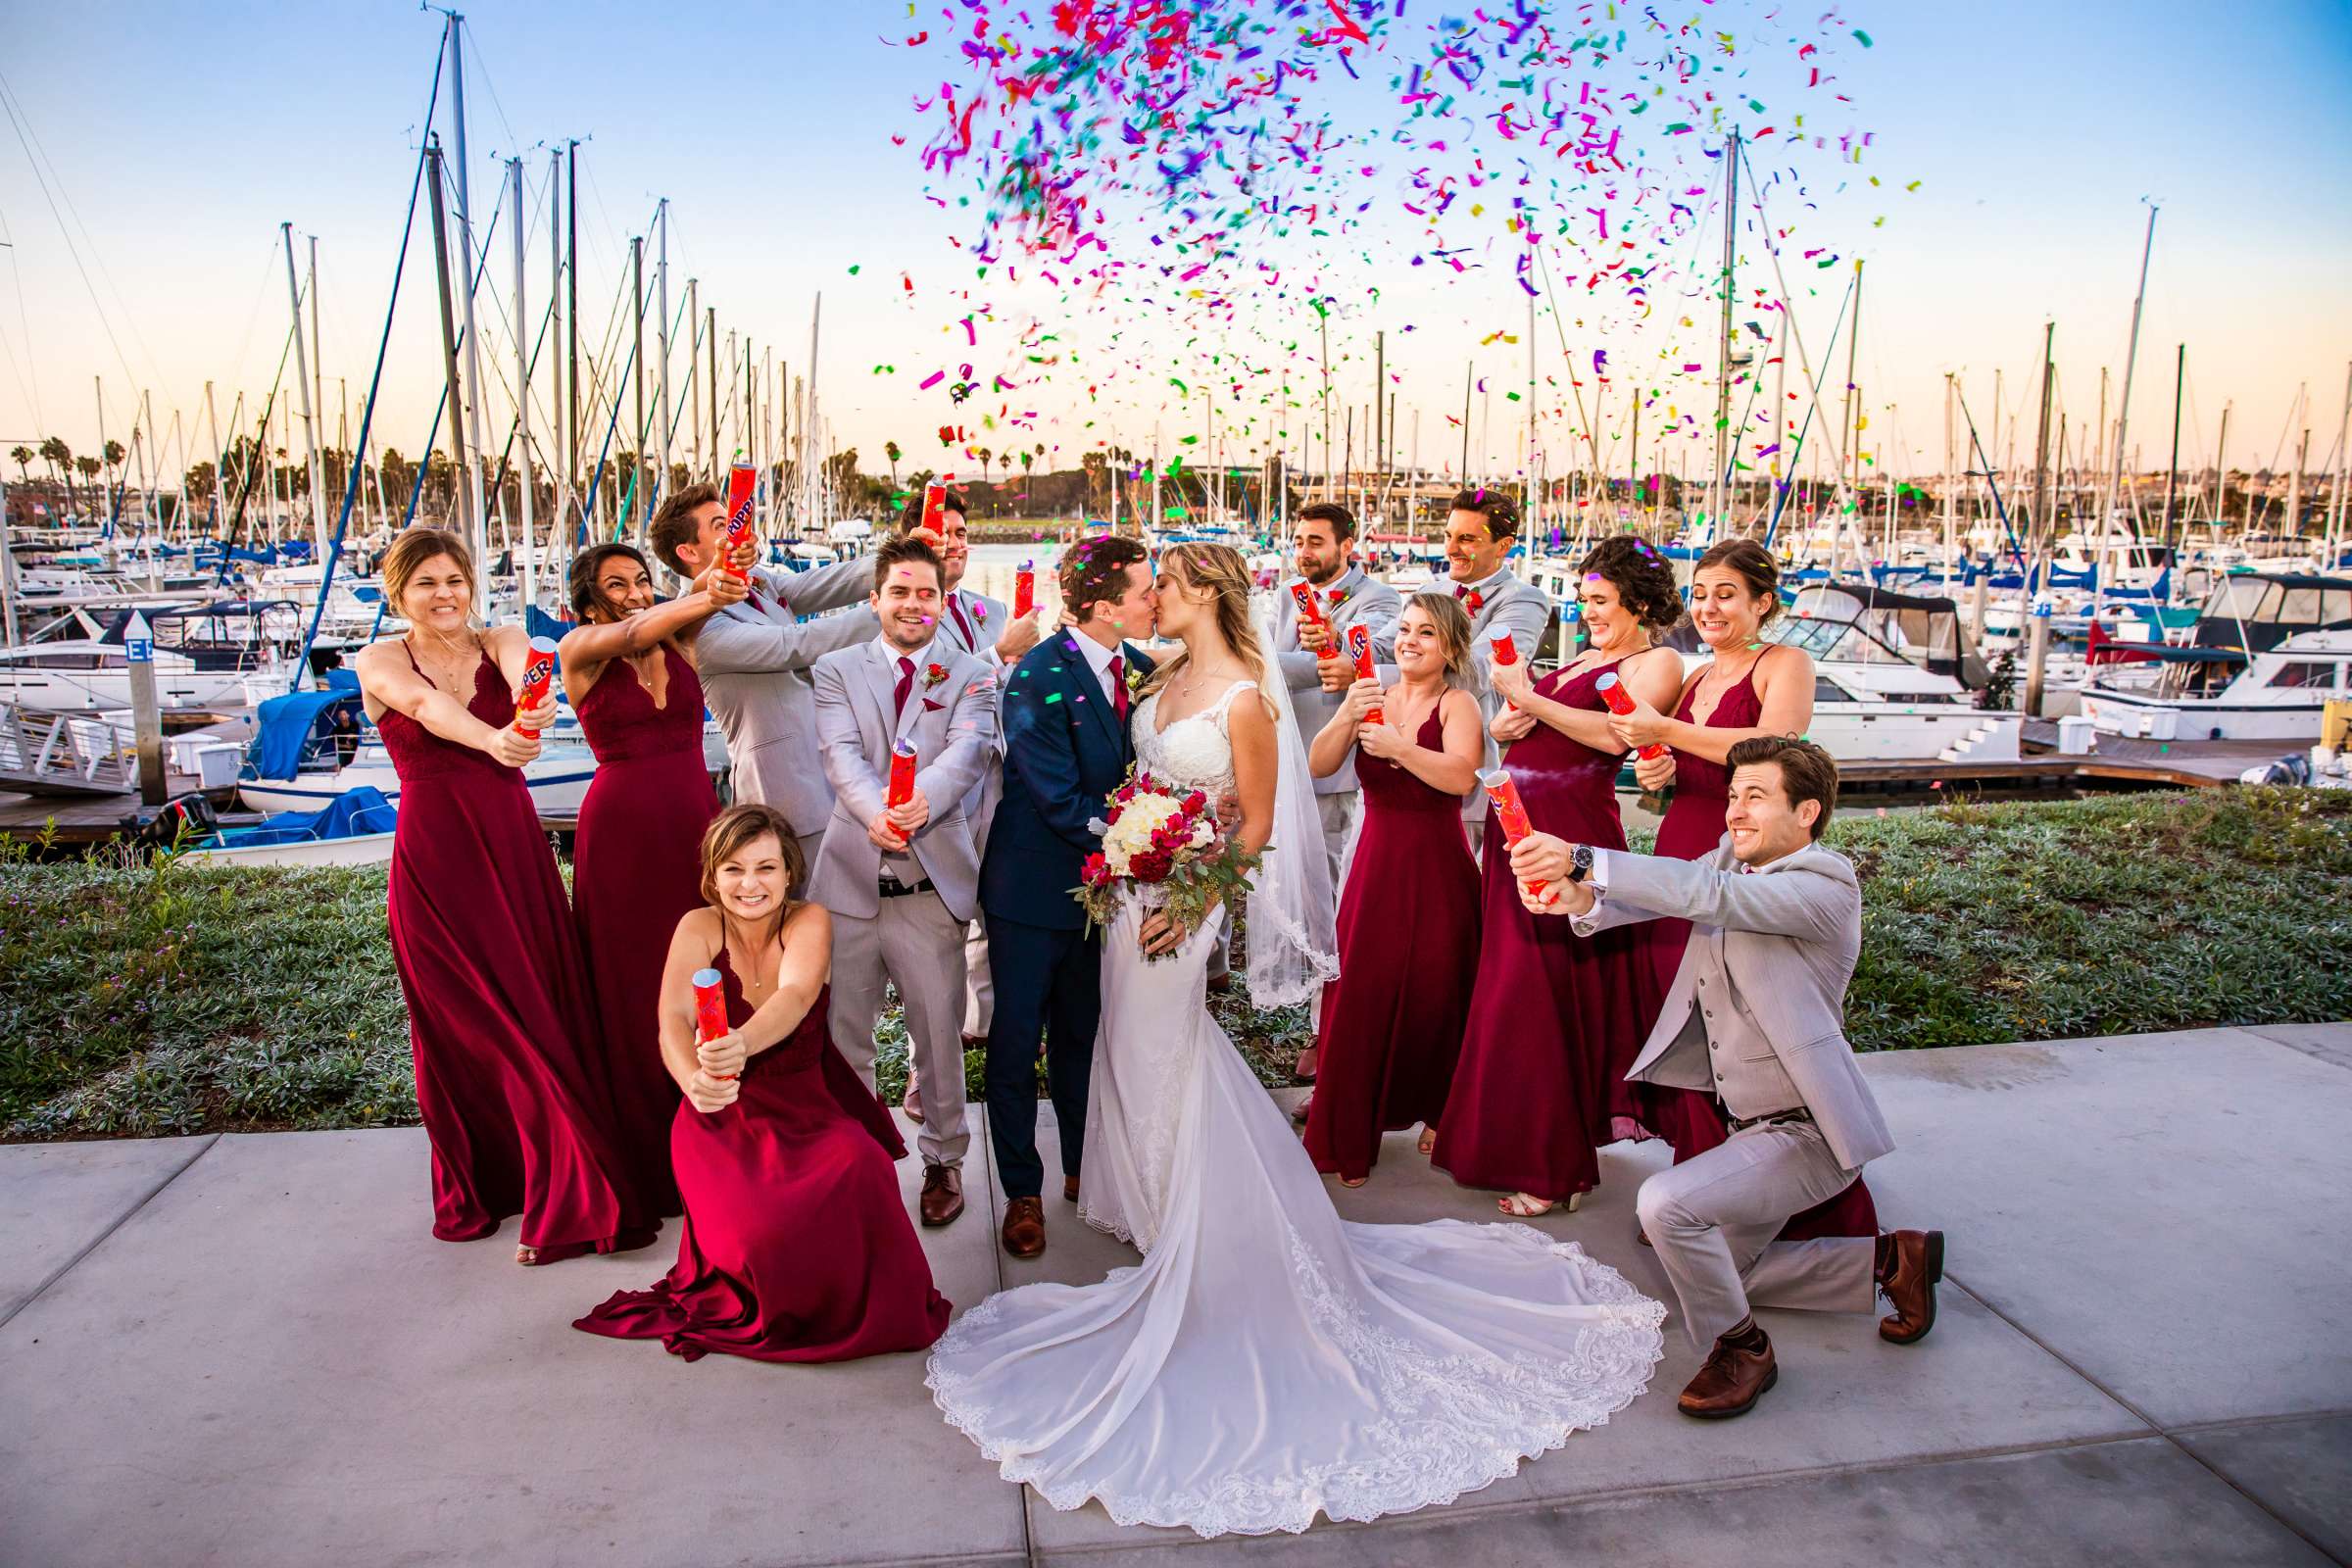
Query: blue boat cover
[
  {"left": 214, "top": 786, "right": 397, "bottom": 848},
  {"left": 250, "top": 688, "right": 361, "bottom": 780}
]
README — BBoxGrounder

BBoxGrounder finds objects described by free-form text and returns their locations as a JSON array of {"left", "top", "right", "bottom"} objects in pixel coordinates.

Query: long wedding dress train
[{"left": 925, "top": 681, "right": 1665, "bottom": 1538}]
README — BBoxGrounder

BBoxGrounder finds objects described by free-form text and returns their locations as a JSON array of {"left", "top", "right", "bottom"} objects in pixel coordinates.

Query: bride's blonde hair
[{"left": 1141, "top": 541, "right": 1278, "bottom": 720}]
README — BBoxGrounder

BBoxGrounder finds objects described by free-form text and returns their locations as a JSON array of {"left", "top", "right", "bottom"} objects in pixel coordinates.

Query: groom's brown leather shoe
[
  {"left": 1063, "top": 1175, "right": 1081, "bottom": 1203},
  {"left": 1002, "top": 1197, "right": 1047, "bottom": 1257},
  {"left": 920, "top": 1164, "right": 964, "bottom": 1228},
  {"left": 1677, "top": 1331, "right": 1778, "bottom": 1419},
  {"left": 1878, "top": 1229, "right": 1944, "bottom": 1345}
]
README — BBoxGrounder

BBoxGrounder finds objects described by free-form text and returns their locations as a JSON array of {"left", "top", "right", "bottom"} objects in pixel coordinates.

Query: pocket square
[{"left": 922, "top": 697, "right": 945, "bottom": 713}]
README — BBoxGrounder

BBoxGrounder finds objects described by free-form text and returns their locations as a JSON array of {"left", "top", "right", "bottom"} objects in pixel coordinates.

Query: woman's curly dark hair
[
  {"left": 568, "top": 542, "right": 653, "bottom": 623},
  {"left": 1578, "top": 534, "right": 1685, "bottom": 630}
]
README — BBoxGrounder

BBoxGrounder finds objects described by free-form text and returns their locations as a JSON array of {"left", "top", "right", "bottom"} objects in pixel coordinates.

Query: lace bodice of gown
[{"left": 1131, "top": 678, "right": 1253, "bottom": 802}]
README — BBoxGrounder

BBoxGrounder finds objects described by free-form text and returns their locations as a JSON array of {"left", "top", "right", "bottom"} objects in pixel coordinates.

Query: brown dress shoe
[
  {"left": 1063, "top": 1175, "right": 1080, "bottom": 1203},
  {"left": 919, "top": 1164, "right": 964, "bottom": 1228},
  {"left": 1677, "top": 1331, "right": 1778, "bottom": 1419},
  {"left": 902, "top": 1070, "right": 924, "bottom": 1125},
  {"left": 1002, "top": 1196, "right": 1047, "bottom": 1257},
  {"left": 1879, "top": 1229, "right": 1944, "bottom": 1345}
]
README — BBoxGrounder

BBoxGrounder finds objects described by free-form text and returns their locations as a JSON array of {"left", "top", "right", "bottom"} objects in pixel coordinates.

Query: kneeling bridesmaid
[{"left": 576, "top": 805, "right": 951, "bottom": 1363}]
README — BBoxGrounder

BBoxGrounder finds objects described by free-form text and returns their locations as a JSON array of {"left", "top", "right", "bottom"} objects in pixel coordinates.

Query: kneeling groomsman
[
  {"left": 810, "top": 536, "right": 1001, "bottom": 1229},
  {"left": 1512, "top": 737, "right": 1943, "bottom": 1420}
]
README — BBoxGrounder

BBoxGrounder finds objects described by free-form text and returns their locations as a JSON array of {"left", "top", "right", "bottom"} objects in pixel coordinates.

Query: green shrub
[{"left": 2, "top": 787, "right": 2345, "bottom": 1140}]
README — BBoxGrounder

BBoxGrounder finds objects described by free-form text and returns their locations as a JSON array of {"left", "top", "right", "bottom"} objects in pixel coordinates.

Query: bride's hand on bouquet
[{"left": 1138, "top": 908, "right": 1190, "bottom": 956}]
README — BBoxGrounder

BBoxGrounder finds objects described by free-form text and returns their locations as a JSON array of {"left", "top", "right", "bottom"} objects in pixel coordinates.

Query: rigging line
[
  {"left": 292, "top": 29, "right": 445, "bottom": 684},
  {"left": 0, "top": 70, "right": 172, "bottom": 396},
  {"left": 0, "top": 74, "right": 146, "bottom": 403},
  {"left": 0, "top": 201, "right": 43, "bottom": 426}
]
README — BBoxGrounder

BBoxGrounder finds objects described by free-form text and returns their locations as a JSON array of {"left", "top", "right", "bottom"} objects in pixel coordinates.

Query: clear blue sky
[{"left": 1, "top": 0, "right": 2346, "bottom": 489}]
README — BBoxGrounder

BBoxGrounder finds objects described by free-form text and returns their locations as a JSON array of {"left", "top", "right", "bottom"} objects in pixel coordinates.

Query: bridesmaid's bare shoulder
[{"left": 675, "top": 905, "right": 725, "bottom": 956}]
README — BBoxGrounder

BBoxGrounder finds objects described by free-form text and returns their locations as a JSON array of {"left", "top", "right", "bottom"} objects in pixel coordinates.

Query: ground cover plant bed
[{"left": 3, "top": 787, "right": 2345, "bottom": 1141}]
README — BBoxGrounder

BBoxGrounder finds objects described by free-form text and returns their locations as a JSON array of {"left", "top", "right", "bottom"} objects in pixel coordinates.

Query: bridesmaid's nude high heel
[{"left": 1497, "top": 1191, "right": 1586, "bottom": 1219}]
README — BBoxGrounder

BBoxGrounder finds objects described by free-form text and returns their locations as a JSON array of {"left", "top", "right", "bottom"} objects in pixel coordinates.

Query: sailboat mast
[
  {"left": 423, "top": 139, "right": 467, "bottom": 535},
  {"left": 803, "top": 294, "right": 821, "bottom": 535},
  {"left": 1713, "top": 127, "right": 1740, "bottom": 534},
  {"left": 565, "top": 141, "right": 580, "bottom": 537},
  {"left": 281, "top": 222, "right": 326, "bottom": 559},
  {"left": 2098, "top": 205, "right": 2158, "bottom": 620},
  {"left": 445, "top": 14, "right": 490, "bottom": 606},
  {"left": 630, "top": 236, "right": 646, "bottom": 538},
  {"left": 2161, "top": 346, "right": 2185, "bottom": 552},
  {"left": 548, "top": 145, "right": 565, "bottom": 549},
  {"left": 657, "top": 199, "right": 672, "bottom": 507},
  {"left": 511, "top": 158, "right": 536, "bottom": 619}
]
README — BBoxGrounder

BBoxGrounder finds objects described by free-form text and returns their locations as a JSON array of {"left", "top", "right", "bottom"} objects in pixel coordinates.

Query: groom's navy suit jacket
[{"left": 979, "top": 629, "right": 1154, "bottom": 932}]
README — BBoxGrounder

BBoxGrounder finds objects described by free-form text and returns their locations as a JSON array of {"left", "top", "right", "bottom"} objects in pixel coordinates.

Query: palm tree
[
  {"left": 9, "top": 446, "right": 30, "bottom": 486},
  {"left": 102, "top": 439, "right": 125, "bottom": 514},
  {"left": 39, "top": 437, "right": 73, "bottom": 514},
  {"left": 884, "top": 440, "right": 902, "bottom": 493},
  {"left": 975, "top": 445, "right": 993, "bottom": 490}
]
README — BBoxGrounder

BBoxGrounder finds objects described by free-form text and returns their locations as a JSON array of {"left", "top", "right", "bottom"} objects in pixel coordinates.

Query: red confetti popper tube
[
  {"left": 1346, "top": 621, "right": 1382, "bottom": 724},
  {"left": 722, "top": 464, "right": 758, "bottom": 579},
  {"left": 885, "top": 737, "right": 917, "bottom": 845},
  {"left": 1288, "top": 579, "right": 1327, "bottom": 629},
  {"left": 1013, "top": 562, "right": 1035, "bottom": 618},
  {"left": 919, "top": 481, "right": 948, "bottom": 536},
  {"left": 515, "top": 636, "right": 561, "bottom": 727},
  {"left": 1479, "top": 767, "right": 1547, "bottom": 897},
  {"left": 690, "top": 967, "right": 735, "bottom": 1080},
  {"left": 1594, "top": 671, "right": 1668, "bottom": 760},
  {"left": 1489, "top": 627, "right": 1521, "bottom": 710}
]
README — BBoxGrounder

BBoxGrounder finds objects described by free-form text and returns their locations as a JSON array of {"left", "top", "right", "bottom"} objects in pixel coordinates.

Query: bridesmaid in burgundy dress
[
  {"left": 1435, "top": 536, "right": 1686, "bottom": 1217},
  {"left": 562, "top": 543, "right": 744, "bottom": 1214},
  {"left": 576, "top": 806, "right": 951, "bottom": 1363},
  {"left": 1607, "top": 538, "right": 1879, "bottom": 1240},
  {"left": 352, "top": 530, "right": 653, "bottom": 1264},
  {"left": 1300, "top": 594, "right": 1486, "bottom": 1185}
]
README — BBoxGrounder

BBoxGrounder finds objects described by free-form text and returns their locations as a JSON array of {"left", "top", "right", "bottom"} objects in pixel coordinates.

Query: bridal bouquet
[{"left": 1073, "top": 770, "right": 1259, "bottom": 953}]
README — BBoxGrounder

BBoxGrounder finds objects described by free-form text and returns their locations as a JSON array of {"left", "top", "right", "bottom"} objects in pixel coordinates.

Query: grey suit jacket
[
  {"left": 1451, "top": 567, "right": 1555, "bottom": 791},
  {"left": 694, "top": 556, "right": 877, "bottom": 837},
  {"left": 807, "top": 642, "right": 999, "bottom": 922},
  {"left": 930, "top": 586, "right": 1008, "bottom": 854},
  {"left": 1574, "top": 837, "right": 1895, "bottom": 1171},
  {"left": 1273, "top": 565, "right": 1404, "bottom": 797}
]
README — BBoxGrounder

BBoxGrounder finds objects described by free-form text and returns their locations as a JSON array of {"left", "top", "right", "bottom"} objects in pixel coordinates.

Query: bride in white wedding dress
[{"left": 926, "top": 543, "right": 1664, "bottom": 1538}]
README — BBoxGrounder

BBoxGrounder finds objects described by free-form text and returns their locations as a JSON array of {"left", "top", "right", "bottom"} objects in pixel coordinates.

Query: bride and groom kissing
[{"left": 933, "top": 535, "right": 1668, "bottom": 1536}]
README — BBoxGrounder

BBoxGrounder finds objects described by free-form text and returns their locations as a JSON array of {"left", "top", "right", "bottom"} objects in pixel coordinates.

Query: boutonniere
[
  {"left": 921, "top": 662, "right": 950, "bottom": 691},
  {"left": 1326, "top": 584, "right": 1352, "bottom": 609},
  {"left": 971, "top": 599, "right": 990, "bottom": 623},
  {"left": 1124, "top": 662, "right": 1147, "bottom": 700},
  {"left": 1465, "top": 589, "right": 1487, "bottom": 614}
]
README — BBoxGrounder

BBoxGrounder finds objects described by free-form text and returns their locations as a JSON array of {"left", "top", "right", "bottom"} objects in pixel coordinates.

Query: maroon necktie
[
  {"left": 746, "top": 590, "right": 766, "bottom": 613},
  {"left": 947, "top": 595, "right": 974, "bottom": 649},
  {"left": 1109, "top": 656, "right": 1128, "bottom": 724},
  {"left": 893, "top": 656, "right": 915, "bottom": 719}
]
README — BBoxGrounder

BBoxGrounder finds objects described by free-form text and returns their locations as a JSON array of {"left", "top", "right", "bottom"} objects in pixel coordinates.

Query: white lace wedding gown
[{"left": 926, "top": 682, "right": 1665, "bottom": 1538}]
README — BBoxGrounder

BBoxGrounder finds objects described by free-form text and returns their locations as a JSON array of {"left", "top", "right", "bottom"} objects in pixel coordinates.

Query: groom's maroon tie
[
  {"left": 1109, "top": 656, "right": 1129, "bottom": 725},
  {"left": 893, "top": 655, "right": 915, "bottom": 719}
]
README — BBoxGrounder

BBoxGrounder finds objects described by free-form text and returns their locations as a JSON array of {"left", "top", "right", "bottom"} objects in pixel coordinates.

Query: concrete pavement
[{"left": 3, "top": 1023, "right": 2347, "bottom": 1567}]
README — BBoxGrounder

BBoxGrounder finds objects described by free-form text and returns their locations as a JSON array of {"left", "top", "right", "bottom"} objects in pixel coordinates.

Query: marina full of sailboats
[{"left": 4, "top": 26, "right": 2349, "bottom": 860}]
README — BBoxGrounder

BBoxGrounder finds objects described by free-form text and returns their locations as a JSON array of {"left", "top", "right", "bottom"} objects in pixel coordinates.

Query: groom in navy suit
[{"left": 980, "top": 535, "right": 1157, "bottom": 1259}]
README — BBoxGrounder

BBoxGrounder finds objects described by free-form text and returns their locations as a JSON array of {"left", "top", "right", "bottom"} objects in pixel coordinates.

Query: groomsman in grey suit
[
  {"left": 1439, "top": 489, "right": 1554, "bottom": 854},
  {"left": 1510, "top": 737, "right": 1943, "bottom": 1421},
  {"left": 650, "top": 485, "right": 879, "bottom": 880},
  {"left": 809, "top": 535, "right": 1001, "bottom": 1229},
  {"left": 903, "top": 491, "right": 1046, "bottom": 1074},
  {"left": 1272, "top": 501, "right": 1403, "bottom": 893}
]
